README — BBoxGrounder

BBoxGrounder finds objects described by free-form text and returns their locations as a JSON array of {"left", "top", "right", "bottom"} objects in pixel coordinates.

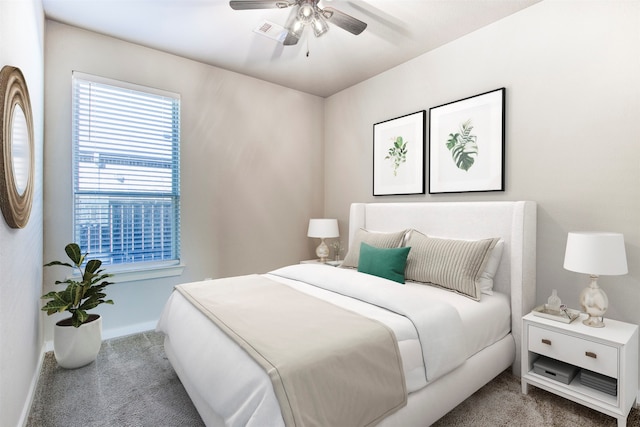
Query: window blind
[{"left": 72, "top": 72, "right": 180, "bottom": 266}]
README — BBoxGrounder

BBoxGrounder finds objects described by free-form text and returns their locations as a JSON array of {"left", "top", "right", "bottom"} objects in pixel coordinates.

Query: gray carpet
[
  {"left": 433, "top": 369, "right": 640, "bottom": 427},
  {"left": 28, "top": 331, "right": 639, "bottom": 426},
  {"left": 27, "top": 331, "right": 204, "bottom": 427}
]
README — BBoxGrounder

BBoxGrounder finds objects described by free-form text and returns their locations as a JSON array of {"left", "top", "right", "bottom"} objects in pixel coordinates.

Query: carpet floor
[
  {"left": 27, "top": 331, "right": 639, "bottom": 426},
  {"left": 27, "top": 331, "right": 204, "bottom": 427}
]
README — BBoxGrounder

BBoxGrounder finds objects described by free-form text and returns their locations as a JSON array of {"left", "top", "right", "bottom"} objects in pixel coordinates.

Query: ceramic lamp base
[
  {"left": 579, "top": 275, "right": 608, "bottom": 328},
  {"left": 582, "top": 315, "right": 605, "bottom": 328},
  {"left": 315, "top": 238, "right": 329, "bottom": 263}
]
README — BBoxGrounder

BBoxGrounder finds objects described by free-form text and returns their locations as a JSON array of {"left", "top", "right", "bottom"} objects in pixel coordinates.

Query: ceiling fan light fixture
[
  {"left": 228, "top": 0, "right": 367, "bottom": 47},
  {"left": 290, "top": 19, "right": 304, "bottom": 38},
  {"left": 312, "top": 14, "right": 329, "bottom": 37},
  {"left": 297, "top": 1, "right": 315, "bottom": 24}
]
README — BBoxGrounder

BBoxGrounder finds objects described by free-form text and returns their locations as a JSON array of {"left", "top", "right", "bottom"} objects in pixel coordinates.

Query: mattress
[{"left": 157, "top": 265, "right": 510, "bottom": 426}]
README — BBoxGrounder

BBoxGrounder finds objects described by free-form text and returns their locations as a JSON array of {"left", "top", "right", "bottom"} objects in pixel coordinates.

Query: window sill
[{"left": 107, "top": 262, "right": 185, "bottom": 284}]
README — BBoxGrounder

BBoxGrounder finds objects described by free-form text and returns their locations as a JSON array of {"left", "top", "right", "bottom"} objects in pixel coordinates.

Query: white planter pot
[{"left": 54, "top": 314, "right": 102, "bottom": 369}]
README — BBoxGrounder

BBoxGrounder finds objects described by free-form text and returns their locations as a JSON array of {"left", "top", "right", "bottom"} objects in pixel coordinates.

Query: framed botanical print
[
  {"left": 429, "top": 88, "right": 505, "bottom": 194},
  {"left": 373, "top": 110, "right": 425, "bottom": 196}
]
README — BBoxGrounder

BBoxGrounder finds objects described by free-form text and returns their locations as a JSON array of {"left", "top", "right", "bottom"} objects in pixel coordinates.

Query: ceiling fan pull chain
[{"left": 306, "top": 38, "right": 310, "bottom": 57}]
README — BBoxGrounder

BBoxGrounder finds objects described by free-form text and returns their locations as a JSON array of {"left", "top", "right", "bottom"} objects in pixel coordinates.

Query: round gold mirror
[{"left": 0, "top": 66, "right": 34, "bottom": 229}]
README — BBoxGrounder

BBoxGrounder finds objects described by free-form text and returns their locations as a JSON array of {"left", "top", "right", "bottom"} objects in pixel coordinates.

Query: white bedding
[
  {"left": 158, "top": 201, "right": 537, "bottom": 426},
  {"left": 269, "top": 264, "right": 510, "bottom": 383},
  {"left": 156, "top": 264, "right": 511, "bottom": 426}
]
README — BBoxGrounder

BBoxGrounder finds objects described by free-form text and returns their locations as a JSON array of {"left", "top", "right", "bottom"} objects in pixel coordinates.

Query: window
[{"left": 72, "top": 72, "right": 180, "bottom": 271}]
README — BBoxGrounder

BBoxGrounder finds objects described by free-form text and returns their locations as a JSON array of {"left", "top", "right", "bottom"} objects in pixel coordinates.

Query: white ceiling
[{"left": 42, "top": 0, "right": 540, "bottom": 98}]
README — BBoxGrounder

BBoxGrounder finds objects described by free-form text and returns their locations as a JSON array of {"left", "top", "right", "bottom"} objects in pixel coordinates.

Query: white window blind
[{"left": 72, "top": 72, "right": 180, "bottom": 267}]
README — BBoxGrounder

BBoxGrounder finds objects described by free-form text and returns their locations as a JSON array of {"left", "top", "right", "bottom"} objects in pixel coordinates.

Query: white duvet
[{"left": 156, "top": 264, "right": 510, "bottom": 426}]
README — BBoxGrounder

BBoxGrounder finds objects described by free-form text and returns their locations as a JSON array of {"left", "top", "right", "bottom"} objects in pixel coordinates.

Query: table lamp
[
  {"left": 563, "top": 232, "right": 628, "bottom": 328},
  {"left": 307, "top": 219, "right": 339, "bottom": 263}
]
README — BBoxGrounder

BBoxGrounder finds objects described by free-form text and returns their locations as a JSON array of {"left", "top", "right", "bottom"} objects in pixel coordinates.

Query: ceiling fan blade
[
  {"left": 230, "top": 1, "right": 294, "bottom": 10},
  {"left": 283, "top": 33, "right": 300, "bottom": 45},
  {"left": 282, "top": 6, "right": 301, "bottom": 45},
  {"left": 321, "top": 6, "right": 367, "bottom": 35}
]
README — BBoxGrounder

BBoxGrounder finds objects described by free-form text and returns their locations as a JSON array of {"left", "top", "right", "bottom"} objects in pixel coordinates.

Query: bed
[{"left": 157, "top": 201, "right": 537, "bottom": 426}]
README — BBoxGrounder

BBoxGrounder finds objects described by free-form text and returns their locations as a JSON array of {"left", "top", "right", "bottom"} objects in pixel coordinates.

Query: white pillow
[{"left": 478, "top": 239, "right": 503, "bottom": 295}]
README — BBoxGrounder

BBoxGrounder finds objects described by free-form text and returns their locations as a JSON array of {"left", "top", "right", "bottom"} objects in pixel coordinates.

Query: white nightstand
[
  {"left": 300, "top": 259, "right": 342, "bottom": 267},
  {"left": 522, "top": 312, "right": 638, "bottom": 427}
]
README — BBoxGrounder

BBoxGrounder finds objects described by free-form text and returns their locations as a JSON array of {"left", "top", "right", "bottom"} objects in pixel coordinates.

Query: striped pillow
[{"left": 405, "top": 231, "right": 499, "bottom": 300}]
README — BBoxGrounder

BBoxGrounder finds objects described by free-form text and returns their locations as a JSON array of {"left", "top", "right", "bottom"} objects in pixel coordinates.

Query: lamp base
[
  {"left": 316, "top": 238, "right": 329, "bottom": 263},
  {"left": 582, "top": 315, "right": 605, "bottom": 328},
  {"left": 579, "top": 275, "right": 608, "bottom": 328}
]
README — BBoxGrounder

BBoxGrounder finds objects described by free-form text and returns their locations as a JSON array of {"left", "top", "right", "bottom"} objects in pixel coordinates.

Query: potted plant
[{"left": 42, "top": 243, "right": 114, "bottom": 369}]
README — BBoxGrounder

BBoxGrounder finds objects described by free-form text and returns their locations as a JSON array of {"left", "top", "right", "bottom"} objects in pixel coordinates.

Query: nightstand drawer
[{"left": 529, "top": 325, "right": 618, "bottom": 378}]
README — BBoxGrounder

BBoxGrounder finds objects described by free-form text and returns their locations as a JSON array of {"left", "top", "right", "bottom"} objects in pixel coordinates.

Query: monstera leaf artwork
[
  {"left": 446, "top": 119, "right": 477, "bottom": 171},
  {"left": 385, "top": 136, "right": 408, "bottom": 176},
  {"left": 428, "top": 88, "right": 505, "bottom": 193}
]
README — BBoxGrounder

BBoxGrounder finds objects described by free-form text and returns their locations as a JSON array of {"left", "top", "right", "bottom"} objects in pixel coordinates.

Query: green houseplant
[
  {"left": 42, "top": 243, "right": 114, "bottom": 368},
  {"left": 42, "top": 243, "right": 114, "bottom": 327}
]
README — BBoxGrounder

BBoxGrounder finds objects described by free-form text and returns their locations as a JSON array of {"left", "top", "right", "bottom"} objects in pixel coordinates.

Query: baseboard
[
  {"left": 19, "top": 342, "right": 47, "bottom": 427},
  {"left": 42, "top": 319, "right": 159, "bottom": 353},
  {"left": 102, "top": 320, "right": 158, "bottom": 340}
]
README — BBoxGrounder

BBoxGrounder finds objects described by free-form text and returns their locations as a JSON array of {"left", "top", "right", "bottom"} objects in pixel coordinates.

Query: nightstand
[{"left": 522, "top": 312, "right": 638, "bottom": 427}]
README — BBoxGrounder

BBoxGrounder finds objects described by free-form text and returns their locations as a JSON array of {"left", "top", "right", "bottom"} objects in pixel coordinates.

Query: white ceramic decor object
[{"left": 54, "top": 315, "right": 102, "bottom": 369}]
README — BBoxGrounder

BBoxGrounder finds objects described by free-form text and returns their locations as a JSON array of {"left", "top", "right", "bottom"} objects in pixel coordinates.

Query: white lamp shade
[
  {"left": 563, "top": 232, "right": 628, "bottom": 276},
  {"left": 307, "top": 219, "right": 339, "bottom": 238}
]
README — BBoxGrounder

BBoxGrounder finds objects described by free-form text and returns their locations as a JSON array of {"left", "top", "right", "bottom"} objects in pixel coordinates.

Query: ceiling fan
[{"left": 229, "top": 0, "right": 367, "bottom": 46}]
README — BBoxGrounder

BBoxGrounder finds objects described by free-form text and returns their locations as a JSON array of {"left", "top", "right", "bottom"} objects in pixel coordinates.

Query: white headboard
[{"left": 348, "top": 201, "right": 536, "bottom": 375}]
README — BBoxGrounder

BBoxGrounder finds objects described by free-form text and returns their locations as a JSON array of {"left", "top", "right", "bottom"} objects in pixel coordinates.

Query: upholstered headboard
[{"left": 348, "top": 201, "right": 537, "bottom": 375}]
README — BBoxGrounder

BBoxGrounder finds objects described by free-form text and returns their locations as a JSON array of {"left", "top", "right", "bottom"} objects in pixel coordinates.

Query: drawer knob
[
  {"left": 585, "top": 351, "right": 597, "bottom": 359},
  {"left": 541, "top": 339, "right": 552, "bottom": 345}
]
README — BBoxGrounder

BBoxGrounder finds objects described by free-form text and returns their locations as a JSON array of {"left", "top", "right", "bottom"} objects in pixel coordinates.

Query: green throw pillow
[{"left": 357, "top": 242, "right": 411, "bottom": 284}]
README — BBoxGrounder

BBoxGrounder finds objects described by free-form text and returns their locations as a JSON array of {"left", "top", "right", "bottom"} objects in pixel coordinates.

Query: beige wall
[
  {"left": 5, "top": 0, "right": 635, "bottom": 422},
  {"left": 44, "top": 21, "right": 324, "bottom": 340},
  {"left": 325, "top": 0, "right": 640, "bottom": 382},
  {"left": 0, "top": 1, "right": 45, "bottom": 426}
]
